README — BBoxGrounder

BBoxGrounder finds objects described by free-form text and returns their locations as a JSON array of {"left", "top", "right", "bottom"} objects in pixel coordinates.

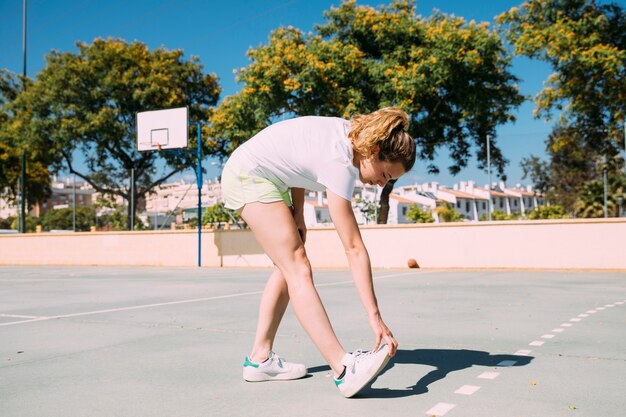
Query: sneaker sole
[
  {"left": 341, "top": 345, "right": 391, "bottom": 398},
  {"left": 243, "top": 367, "right": 308, "bottom": 382}
]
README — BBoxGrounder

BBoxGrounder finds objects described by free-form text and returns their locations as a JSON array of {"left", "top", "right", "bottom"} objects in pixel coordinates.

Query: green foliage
[
  {"left": 201, "top": 203, "right": 240, "bottom": 227},
  {"left": 573, "top": 174, "right": 626, "bottom": 218},
  {"left": 0, "top": 69, "right": 52, "bottom": 207},
  {"left": 5, "top": 38, "right": 220, "bottom": 229},
  {"left": 0, "top": 216, "right": 13, "bottom": 229},
  {"left": 527, "top": 205, "right": 568, "bottom": 220},
  {"left": 10, "top": 214, "right": 39, "bottom": 232},
  {"left": 498, "top": 0, "right": 626, "bottom": 158},
  {"left": 522, "top": 126, "right": 624, "bottom": 215},
  {"left": 435, "top": 202, "right": 464, "bottom": 222},
  {"left": 354, "top": 198, "right": 378, "bottom": 224},
  {"left": 97, "top": 206, "right": 145, "bottom": 231},
  {"left": 40, "top": 206, "right": 96, "bottom": 231},
  {"left": 479, "top": 210, "right": 522, "bottom": 221},
  {"left": 405, "top": 204, "right": 435, "bottom": 223},
  {"left": 210, "top": 0, "right": 523, "bottom": 178}
]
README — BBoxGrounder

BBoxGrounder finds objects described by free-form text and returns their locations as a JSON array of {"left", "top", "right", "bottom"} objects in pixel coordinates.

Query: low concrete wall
[{"left": 0, "top": 218, "right": 624, "bottom": 270}]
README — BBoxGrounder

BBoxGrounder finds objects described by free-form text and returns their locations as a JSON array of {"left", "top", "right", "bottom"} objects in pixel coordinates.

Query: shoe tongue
[{"left": 340, "top": 352, "right": 356, "bottom": 367}]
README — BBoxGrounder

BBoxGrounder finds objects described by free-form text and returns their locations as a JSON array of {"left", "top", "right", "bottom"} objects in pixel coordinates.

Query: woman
[{"left": 221, "top": 107, "right": 416, "bottom": 397}]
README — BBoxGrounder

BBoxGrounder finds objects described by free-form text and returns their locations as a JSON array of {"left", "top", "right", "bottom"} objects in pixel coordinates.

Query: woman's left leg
[{"left": 248, "top": 267, "right": 290, "bottom": 363}]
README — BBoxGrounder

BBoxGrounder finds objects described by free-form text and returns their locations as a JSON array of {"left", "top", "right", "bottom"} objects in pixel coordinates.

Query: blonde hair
[{"left": 349, "top": 107, "right": 416, "bottom": 171}]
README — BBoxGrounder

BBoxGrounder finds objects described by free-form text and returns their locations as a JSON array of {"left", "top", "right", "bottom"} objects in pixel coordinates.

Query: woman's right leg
[{"left": 240, "top": 201, "right": 346, "bottom": 376}]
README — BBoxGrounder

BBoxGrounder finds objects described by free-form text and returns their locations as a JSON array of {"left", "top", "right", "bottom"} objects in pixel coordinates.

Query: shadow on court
[{"left": 308, "top": 348, "right": 534, "bottom": 398}]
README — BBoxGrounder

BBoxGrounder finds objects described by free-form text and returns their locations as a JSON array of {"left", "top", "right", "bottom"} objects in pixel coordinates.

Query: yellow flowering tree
[
  {"left": 499, "top": 0, "right": 626, "bottom": 216},
  {"left": 210, "top": 0, "right": 523, "bottom": 223},
  {"left": 0, "top": 70, "right": 51, "bottom": 209}
]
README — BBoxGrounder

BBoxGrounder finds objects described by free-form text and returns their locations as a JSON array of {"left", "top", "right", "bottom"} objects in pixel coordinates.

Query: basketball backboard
[{"left": 136, "top": 107, "right": 188, "bottom": 151}]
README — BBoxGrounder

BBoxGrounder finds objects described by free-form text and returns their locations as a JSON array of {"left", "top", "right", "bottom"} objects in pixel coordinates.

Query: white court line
[
  {"left": 569, "top": 318, "right": 582, "bottom": 322},
  {"left": 615, "top": 302, "right": 624, "bottom": 305},
  {"left": 497, "top": 360, "right": 517, "bottom": 367},
  {"left": 0, "top": 314, "right": 46, "bottom": 319},
  {"left": 426, "top": 403, "right": 456, "bottom": 416},
  {"left": 605, "top": 304, "right": 615, "bottom": 308},
  {"left": 596, "top": 307, "right": 606, "bottom": 310},
  {"left": 586, "top": 310, "right": 597, "bottom": 314},
  {"left": 561, "top": 323, "right": 573, "bottom": 327},
  {"left": 552, "top": 328, "right": 564, "bottom": 333},
  {"left": 0, "top": 270, "right": 422, "bottom": 327},
  {"left": 529, "top": 341, "right": 545, "bottom": 346},
  {"left": 578, "top": 314, "right": 589, "bottom": 318},
  {"left": 541, "top": 334, "right": 555, "bottom": 339},
  {"left": 477, "top": 371, "right": 500, "bottom": 379},
  {"left": 514, "top": 349, "right": 532, "bottom": 356},
  {"left": 455, "top": 385, "right": 481, "bottom": 395}
]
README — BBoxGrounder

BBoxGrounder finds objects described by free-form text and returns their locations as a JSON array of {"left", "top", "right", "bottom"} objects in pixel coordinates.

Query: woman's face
[{"left": 358, "top": 152, "right": 406, "bottom": 187}]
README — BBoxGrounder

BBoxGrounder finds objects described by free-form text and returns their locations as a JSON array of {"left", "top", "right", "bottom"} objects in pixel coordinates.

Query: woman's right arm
[{"left": 326, "top": 190, "right": 398, "bottom": 356}]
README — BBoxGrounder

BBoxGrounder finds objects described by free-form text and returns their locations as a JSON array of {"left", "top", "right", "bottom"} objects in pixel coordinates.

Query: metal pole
[
  {"left": 19, "top": 0, "right": 27, "bottom": 233},
  {"left": 487, "top": 135, "right": 492, "bottom": 221},
  {"left": 154, "top": 194, "right": 157, "bottom": 231},
  {"left": 602, "top": 154, "right": 609, "bottom": 218},
  {"left": 196, "top": 123, "right": 203, "bottom": 268},
  {"left": 72, "top": 174, "right": 76, "bottom": 232},
  {"left": 130, "top": 168, "right": 135, "bottom": 231}
]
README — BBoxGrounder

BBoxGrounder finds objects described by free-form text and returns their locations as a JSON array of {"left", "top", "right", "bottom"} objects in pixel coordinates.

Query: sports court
[{"left": 1, "top": 266, "right": 624, "bottom": 417}]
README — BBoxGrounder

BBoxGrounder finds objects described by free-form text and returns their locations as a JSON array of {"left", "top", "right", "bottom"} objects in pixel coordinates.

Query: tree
[
  {"left": 499, "top": 0, "right": 626, "bottom": 178},
  {"left": 405, "top": 204, "right": 435, "bottom": 223},
  {"left": 435, "top": 202, "right": 464, "bottom": 222},
  {"left": 209, "top": 0, "right": 524, "bottom": 223},
  {"left": 573, "top": 174, "right": 626, "bottom": 217},
  {"left": 201, "top": 202, "right": 240, "bottom": 228},
  {"left": 8, "top": 38, "right": 220, "bottom": 230},
  {"left": 0, "top": 69, "right": 52, "bottom": 208},
  {"left": 521, "top": 125, "right": 601, "bottom": 213}
]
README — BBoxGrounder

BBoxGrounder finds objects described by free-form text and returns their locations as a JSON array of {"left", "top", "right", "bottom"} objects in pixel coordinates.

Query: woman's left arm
[
  {"left": 291, "top": 187, "right": 307, "bottom": 243},
  {"left": 326, "top": 190, "right": 398, "bottom": 356}
]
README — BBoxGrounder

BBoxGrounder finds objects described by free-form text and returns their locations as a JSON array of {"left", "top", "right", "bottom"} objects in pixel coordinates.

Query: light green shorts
[{"left": 221, "top": 158, "right": 292, "bottom": 211}]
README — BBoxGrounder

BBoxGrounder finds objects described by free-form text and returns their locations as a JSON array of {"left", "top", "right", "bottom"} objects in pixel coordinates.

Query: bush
[
  {"left": 435, "top": 202, "right": 464, "bottom": 222},
  {"left": 0, "top": 216, "right": 15, "bottom": 229},
  {"left": 40, "top": 207, "right": 96, "bottom": 231},
  {"left": 480, "top": 210, "right": 522, "bottom": 221},
  {"left": 527, "top": 205, "right": 568, "bottom": 220},
  {"left": 406, "top": 204, "right": 435, "bottom": 223}
]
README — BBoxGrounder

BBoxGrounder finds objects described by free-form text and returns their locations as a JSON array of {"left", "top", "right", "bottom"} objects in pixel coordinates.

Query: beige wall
[{"left": 1, "top": 218, "right": 624, "bottom": 270}]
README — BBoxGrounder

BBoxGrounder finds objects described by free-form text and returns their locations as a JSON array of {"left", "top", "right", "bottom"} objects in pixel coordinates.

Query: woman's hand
[{"left": 368, "top": 312, "right": 398, "bottom": 357}]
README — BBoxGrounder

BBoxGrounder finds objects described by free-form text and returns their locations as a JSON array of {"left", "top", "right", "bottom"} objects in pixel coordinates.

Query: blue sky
[{"left": 1, "top": 0, "right": 560, "bottom": 187}]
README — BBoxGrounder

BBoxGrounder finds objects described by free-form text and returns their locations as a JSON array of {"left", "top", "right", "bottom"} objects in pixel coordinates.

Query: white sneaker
[
  {"left": 243, "top": 351, "right": 307, "bottom": 382},
  {"left": 334, "top": 344, "right": 391, "bottom": 397}
]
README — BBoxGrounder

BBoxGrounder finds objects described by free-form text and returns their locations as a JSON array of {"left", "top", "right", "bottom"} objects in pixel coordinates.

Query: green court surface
[{"left": 1, "top": 267, "right": 625, "bottom": 417}]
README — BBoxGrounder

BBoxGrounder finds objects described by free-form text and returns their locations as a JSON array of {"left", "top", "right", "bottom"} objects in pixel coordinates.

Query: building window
[
  {"left": 456, "top": 201, "right": 460, "bottom": 208},
  {"left": 499, "top": 199, "right": 503, "bottom": 208},
  {"left": 465, "top": 201, "right": 470, "bottom": 212},
  {"left": 402, "top": 207, "right": 407, "bottom": 215},
  {"left": 514, "top": 200, "right": 518, "bottom": 207},
  {"left": 482, "top": 202, "right": 486, "bottom": 210}
]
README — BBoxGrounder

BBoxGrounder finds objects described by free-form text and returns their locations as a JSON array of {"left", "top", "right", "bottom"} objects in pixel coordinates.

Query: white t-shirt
[{"left": 229, "top": 116, "right": 359, "bottom": 201}]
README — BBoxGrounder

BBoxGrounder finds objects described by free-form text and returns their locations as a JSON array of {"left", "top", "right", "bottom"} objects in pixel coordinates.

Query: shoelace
[
  {"left": 270, "top": 352, "right": 285, "bottom": 368},
  {"left": 343, "top": 349, "right": 373, "bottom": 369}
]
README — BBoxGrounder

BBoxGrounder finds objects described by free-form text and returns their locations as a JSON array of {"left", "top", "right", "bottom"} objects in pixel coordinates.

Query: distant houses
[{"left": 1, "top": 175, "right": 544, "bottom": 228}]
